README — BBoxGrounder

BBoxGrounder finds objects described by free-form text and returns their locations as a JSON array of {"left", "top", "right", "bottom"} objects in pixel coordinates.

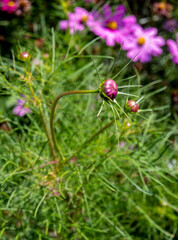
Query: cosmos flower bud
[
  {"left": 127, "top": 100, "right": 139, "bottom": 112},
  {"left": 102, "top": 79, "right": 118, "bottom": 100},
  {"left": 18, "top": 51, "right": 31, "bottom": 62}
]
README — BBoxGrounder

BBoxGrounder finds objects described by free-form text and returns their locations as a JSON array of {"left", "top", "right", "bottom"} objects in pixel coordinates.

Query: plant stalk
[
  {"left": 40, "top": 105, "right": 57, "bottom": 162},
  {"left": 50, "top": 90, "right": 99, "bottom": 161}
]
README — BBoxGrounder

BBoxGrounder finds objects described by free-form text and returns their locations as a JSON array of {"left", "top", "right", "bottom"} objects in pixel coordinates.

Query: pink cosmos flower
[
  {"left": 0, "top": 0, "right": 18, "bottom": 13},
  {"left": 122, "top": 25, "right": 165, "bottom": 63},
  {"left": 167, "top": 33, "right": 178, "bottom": 64},
  {"left": 13, "top": 98, "right": 31, "bottom": 117},
  {"left": 89, "top": 4, "right": 137, "bottom": 46},
  {"left": 59, "top": 7, "right": 94, "bottom": 34}
]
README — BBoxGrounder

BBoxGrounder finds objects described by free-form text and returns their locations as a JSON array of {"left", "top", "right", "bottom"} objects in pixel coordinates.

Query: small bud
[
  {"left": 102, "top": 79, "right": 118, "bottom": 100},
  {"left": 127, "top": 100, "right": 139, "bottom": 112},
  {"left": 43, "top": 53, "right": 49, "bottom": 59},
  {"left": 18, "top": 51, "right": 31, "bottom": 62}
]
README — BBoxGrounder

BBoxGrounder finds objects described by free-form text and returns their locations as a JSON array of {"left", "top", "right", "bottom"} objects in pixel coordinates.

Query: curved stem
[{"left": 50, "top": 90, "right": 99, "bottom": 161}]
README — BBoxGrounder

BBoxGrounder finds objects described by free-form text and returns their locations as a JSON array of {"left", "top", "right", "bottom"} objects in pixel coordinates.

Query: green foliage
[{"left": 0, "top": 1, "right": 178, "bottom": 239}]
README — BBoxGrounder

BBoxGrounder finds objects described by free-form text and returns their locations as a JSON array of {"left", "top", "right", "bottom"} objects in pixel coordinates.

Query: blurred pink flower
[
  {"left": 122, "top": 25, "right": 165, "bottom": 63},
  {"left": 32, "top": 58, "right": 41, "bottom": 66},
  {"left": 43, "top": 53, "right": 49, "bottom": 59},
  {"left": 129, "top": 144, "right": 134, "bottom": 150},
  {"left": 13, "top": 97, "right": 31, "bottom": 117},
  {"left": 163, "top": 19, "right": 178, "bottom": 33},
  {"left": 53, "top": 189, "right": 60, "bottom": 197},
  {"left": 18, "top": 0, "right": 31, "bottom": 13},
  {"left": 167, "top": 33, "right": 178, "bottom": 64},
  {"left": 89, "top": 4, "right": 137, "bottom": 46},
  {"left": 0, "top": 0, "right": 18, "bottom": 13},
  {"left": 119, "top": 142, "right": 126, "bottom": 148},
  {"left": 59, "top": 7, "right": 94, "bottom": 34},
  {"left": 153, "top": 2, "right": 173, "bottom": 18}
]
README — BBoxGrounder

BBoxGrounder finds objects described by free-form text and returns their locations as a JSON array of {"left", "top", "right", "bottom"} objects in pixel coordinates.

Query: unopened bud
[
  {"left": 102, "top": 79, "right": 118, "bottom": 100},
  {"left": 18, "top": 51, "right": 31, "bottom": 62},
  {"left": 127, "top": 100, "right": 139, "bottom": 112}
]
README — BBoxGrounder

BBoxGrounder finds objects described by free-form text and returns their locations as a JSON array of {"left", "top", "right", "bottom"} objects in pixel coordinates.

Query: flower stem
[
  {"left": 50, "top": 90, "right": 99, "bottom": 161},
  {"left": 67, "top": 119, "right": 115, "bottom": 161},
  {"left": 40, "top": 105, "right": 57, "bottom": 162}
]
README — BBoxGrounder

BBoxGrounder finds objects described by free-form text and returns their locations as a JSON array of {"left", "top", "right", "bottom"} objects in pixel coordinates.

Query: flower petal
[
  {"left": 59, "top": 20, "right": 68, "bottom": 30},
  {"left": 13, "top": 106, "right": 22, "bottom": 116},
  {"left": 102, "top": 4, "right": 112, "bottom": 18}
]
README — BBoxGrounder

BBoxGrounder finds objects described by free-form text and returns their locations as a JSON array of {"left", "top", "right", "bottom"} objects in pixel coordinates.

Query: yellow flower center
[
  {"left": 107, "top": 21, "right": 117, "bottom": 30},
  {"left": 158, "top": 2, "right": 166, "bottom": 10},
  {"left": 81, "top": 15, "right": 88, "bottom": 23},
  {"left": 137, "top": 37, "right": 146, "bottom": 46},
  {"left": 7, "top": 1, "right": 15, "bottom": 7}
]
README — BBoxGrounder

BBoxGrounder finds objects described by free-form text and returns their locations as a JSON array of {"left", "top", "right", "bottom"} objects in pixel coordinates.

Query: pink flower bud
[
  {"left": 127, "top": 100, "right": 139, "bottom": 112},
  {"left": 102, "top": 79, "right": 118, "bottom": 100},
  {"left": 18, "top": 51, "right": 31, "bottom": 61}
]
